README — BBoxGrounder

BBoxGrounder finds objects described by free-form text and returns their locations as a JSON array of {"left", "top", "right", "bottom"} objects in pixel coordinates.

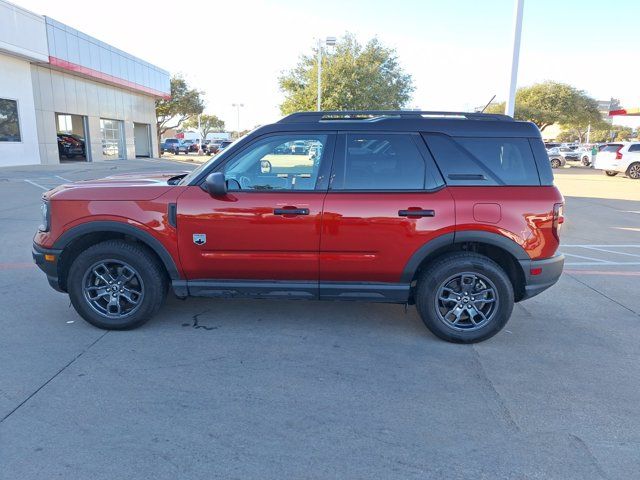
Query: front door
[
  {"left": 319, "top": 132, "right": 455, "bottom": 293},
  {"left": 177, "top": 133, "right": 335, "bottom": 284}
]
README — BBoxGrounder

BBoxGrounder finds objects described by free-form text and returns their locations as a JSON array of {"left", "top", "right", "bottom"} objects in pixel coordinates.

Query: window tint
[
  {"left": 224, "top": 134, "right": 327, "bottom": 191},
  {"left": 601, "top": 144, "right": 622, "bottom": 152},
  {"left": 0, "top": 99, "right": 21, "bottom": 142},
  {"left": 456, "top": 137, "right": 539, "bottom": 185},
  {"left": 335, "top": 134, "right": 425, "bottom": 190},
  {"left": 628, "top": 144, "right": 640, "bottom": 152},
  {"left": 423, "top": 134, "right": 540, "bottom": 186}
]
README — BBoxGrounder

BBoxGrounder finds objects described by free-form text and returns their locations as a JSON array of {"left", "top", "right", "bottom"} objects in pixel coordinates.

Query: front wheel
[
  {"left": 550, "top": 158, "right": 562, "bottom": 169},
  {"left": 67, "top": 240, "right": 167, "bottom": 330},
  {"left": 626, "top": 162, "right": 640, "bottom": 179},
  {"left": 415, "top": 252, "right": 514, "bottom": 343},
  {"left": 581, "top": 156, "right": 590, "bottom": 166},
  {"left": 605, "top": 170, "right": 618, "bottom": 177}
]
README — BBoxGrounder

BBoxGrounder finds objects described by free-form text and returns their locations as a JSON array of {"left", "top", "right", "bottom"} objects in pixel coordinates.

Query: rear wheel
[
  {"left": 581, "top": 156, "right": 590, "bottom": 166},
  {"left": 67, "top": 240, "right": 167, "bottom": 330},
  {"left": 550, "top": 158, "right": 562, "bottom": 169},
  {"left": 415, "top": 252, "right": 514, "bottom": 343},
  {"left": 605, "top": 170, "right": 618, "bottom": 177},
  {"left": 626, "top": 162, "right": 640, "bottom": 179}
]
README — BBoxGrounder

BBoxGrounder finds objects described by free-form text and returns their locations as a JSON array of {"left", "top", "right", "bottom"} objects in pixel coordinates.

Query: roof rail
[{"left": 278, "top": 110, "right": 514, "bottom": 123}]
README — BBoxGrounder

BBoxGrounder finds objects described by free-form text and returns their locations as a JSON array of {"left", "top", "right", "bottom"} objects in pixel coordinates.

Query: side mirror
[
  {"left": 203, "top": 172, "right": 227, "bottom": 196},
  {"left": 260, "top": 160, "right": 272, "bottom": 174}
]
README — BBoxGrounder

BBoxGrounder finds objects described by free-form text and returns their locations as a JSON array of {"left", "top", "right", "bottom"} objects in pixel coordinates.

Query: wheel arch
[
  {"left": 54, "top": 221, "right": 180, "bottom": 292},
  {"left": 403, "top": 231, "right": 528, "bottom": 302}
]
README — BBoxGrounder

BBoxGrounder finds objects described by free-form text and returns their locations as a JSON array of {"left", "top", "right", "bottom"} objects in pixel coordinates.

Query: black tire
[
  {"left": 581, "top": 156, "right": 590, "bottom": 166},
  {"left": 550, "top": 158, "right": 562, "bottom": 169},
  {"left": 67, "top": 240, "right": 167, "bottom": 330},
  {"left": 605, "top": 170, "right": 618, "bottom": 177},
  {"left": 626, "top": 162, "right": 640, "bottom": 180},
  {"left": 415, "top": 252, "right": 514, "bottom": 343}
]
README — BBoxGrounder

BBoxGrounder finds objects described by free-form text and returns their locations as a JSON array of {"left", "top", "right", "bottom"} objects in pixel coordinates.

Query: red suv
[{"left": 33, "top": 111, "right": 564, "bottom": 343}]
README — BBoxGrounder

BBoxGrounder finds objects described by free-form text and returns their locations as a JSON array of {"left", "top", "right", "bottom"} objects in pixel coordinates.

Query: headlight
[{"left": 39, "top": 200, "right": 50, "bottom": 232}]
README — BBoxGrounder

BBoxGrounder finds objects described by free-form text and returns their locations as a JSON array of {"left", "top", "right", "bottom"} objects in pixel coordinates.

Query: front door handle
[
  {"left": 274, "top": 207, "right": 310, "bottom": 216},
  {"left": 398, "top": 209, "right": 435, "bottom": 218}
]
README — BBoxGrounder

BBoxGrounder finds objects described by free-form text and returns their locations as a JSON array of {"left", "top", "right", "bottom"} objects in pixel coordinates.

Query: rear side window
[
  {"left": 423, "top": 134, "right": 540, "bottom": 186},
  {"left": 628, "top": 144, "right": 640, "bottom": 152},
  {"left": 601, "top": 144, "right": 622, "bottom": 152},
  {"left": 332, "top": 133, "right": 426, "bottom": 190}
]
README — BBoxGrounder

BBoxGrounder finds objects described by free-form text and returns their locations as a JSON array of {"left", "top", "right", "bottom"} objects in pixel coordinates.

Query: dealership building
[{"left": 0, "top": 0, "right": 170, "bottom": 167}]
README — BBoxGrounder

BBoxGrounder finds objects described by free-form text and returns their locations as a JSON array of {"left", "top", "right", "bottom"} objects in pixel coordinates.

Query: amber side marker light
[{"left": 44, "top": 254, "right": 56, "bottom": 262}]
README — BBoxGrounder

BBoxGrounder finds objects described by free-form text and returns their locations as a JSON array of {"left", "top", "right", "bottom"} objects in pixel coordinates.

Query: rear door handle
[
  {"left": 274, "top": 208, "right": 310, "bottom": 216},
  {"left": 398, "top": 209, "right": 435, "bottom": 218}
]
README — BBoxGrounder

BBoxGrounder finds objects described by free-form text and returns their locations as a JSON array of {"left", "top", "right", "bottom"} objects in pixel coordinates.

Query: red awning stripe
[{"left": 48, "top": 56, "right": 171, "bottom": 99}]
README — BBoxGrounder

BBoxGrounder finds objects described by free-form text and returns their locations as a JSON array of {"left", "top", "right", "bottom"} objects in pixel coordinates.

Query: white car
[{"left": 593, "top": 142, "right": 640, "bottom": 179}]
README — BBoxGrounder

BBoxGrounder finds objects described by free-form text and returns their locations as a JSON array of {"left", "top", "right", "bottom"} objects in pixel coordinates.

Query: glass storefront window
[
  {"left": 100, "top": 118, "right": 123, "bottom": 159},
  {"left": 0, "top": 99, "right": 21, "bottom": 142}
]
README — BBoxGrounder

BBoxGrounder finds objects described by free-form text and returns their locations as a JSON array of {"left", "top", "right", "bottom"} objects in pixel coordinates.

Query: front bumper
[
  {"left": 518, "top": 254, "right": 564, "bottom": 300},
  {"left": 32, "top": 242, "right": 64, "bottom": 292}
]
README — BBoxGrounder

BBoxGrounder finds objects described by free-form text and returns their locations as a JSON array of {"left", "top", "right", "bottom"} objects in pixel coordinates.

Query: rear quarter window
[{"left": 422, "top": 134, "right": 542, "bottom": 186}]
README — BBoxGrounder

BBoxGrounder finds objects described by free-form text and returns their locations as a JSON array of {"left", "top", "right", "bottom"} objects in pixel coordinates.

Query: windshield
[{"left": 178, "top": 134, "right": 249, "bottom": 185}]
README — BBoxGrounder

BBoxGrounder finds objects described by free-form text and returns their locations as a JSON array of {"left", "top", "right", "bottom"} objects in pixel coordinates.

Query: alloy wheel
[
  {"left": 434, "top": 272, "right": 499, "bottom": 332},
  {"left": 628, "top": 164, "right": 640, "bottom": 179},
  {"left": 82, "top": 260, "right": 145, "bottom": 318}
]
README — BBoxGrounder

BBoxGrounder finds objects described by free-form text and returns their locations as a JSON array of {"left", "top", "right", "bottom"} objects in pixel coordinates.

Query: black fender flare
[
  {"left": 400, "top": 230, "right": 529, "bottom": 283},
  {"left": 53, "top": 221, "right": 181, "bottom": 280}
]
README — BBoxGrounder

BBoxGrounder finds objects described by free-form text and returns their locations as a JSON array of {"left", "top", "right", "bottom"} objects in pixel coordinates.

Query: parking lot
[{"left": 1, "top": 160, "right": 639, "bottom": 479}]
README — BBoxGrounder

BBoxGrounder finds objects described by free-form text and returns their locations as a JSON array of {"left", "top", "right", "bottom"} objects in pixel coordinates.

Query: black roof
[{"left": 252, "top": 110, "right": 541, "bottom": 138}]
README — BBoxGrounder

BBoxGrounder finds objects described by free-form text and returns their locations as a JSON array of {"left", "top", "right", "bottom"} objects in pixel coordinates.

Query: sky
[{"left": 14, "top": 0, "right": 640, "bottom": 130}]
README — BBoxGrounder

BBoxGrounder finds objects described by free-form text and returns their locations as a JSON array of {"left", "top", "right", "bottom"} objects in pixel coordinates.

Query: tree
[
  {"left": 156, "top": 75, "right": 204, "bottom": 147},
  {"left": 279, "top": 34, "right": 414, "bottom": 114},
  {"left": 615, "top": 127, "right": 633, "bottom": 141},
  {"left": 484, "top": 81, "right": 601, "bottom": 132},
  {"left": 184, "top": 114, "right": 225, "bottom": 144}
]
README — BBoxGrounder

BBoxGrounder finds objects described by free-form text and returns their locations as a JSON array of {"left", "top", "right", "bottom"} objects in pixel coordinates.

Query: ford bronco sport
[{"left": 33, "top": 111, "right": 565, "bottom": 343}]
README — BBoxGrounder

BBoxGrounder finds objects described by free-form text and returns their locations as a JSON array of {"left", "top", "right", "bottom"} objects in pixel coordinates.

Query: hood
[{"left": 45, "top": 171, "right": 189, "bottom": 201}]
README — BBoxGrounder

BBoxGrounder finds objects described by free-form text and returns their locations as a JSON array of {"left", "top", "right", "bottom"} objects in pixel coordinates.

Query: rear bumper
[
  {"left": 32, "top": 242, "right": 64, "bottom": 292},
  {"left": 593, "top": 158, "right": 623, "bottom": 172},
  {"left": 518, "top": 254, "right": 564, "bottom": 300}
]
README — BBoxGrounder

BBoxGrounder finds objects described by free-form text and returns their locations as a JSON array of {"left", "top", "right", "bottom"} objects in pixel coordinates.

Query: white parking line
[
  {"left": 54, "top": 175, "right": 72, "bottom": 182},
  {"left": 563, "top": 252, "right": 612, "bottom": 263},
  {"left": 562, "top": 244, "right": 640, "bottom": 248},
  {"left": 578, "top": 246, "right": 640, "bottom": 259},
  {"left": 23, "top": 179, "right": 48, "bottom": 191},
  {"left": 561, "top": 244, "right": 640, "bottom": 267}
]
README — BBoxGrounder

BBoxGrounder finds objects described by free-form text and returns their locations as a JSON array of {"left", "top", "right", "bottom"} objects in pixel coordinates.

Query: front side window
[
  {"left": 333, "top": 133, "right": 426, "bottom": 190},
  {"left": 223, "top": 134, "right": 328, "bottom": 191},
  {"left": 0, "top": 99, "right": 21, "bottom": 142}
]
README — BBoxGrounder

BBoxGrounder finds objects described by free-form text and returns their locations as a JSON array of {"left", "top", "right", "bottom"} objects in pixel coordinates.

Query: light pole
[
  {"left": 232, "top": 103, "right": 244, "bottom": 136},
  {"left": 317, "top": 36, "right": 336, "bottom": 111},
  {"left": 505, "top": 0, "right": 524, "bottom": 117}
]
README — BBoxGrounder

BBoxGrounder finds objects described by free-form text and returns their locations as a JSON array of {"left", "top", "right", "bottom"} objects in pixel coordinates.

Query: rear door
[
  {"left": 319, "top": 132, "right": 455, "bottom": 298},
  {"left": 177, "top": 132, "right": 335, "bottom": 284}
]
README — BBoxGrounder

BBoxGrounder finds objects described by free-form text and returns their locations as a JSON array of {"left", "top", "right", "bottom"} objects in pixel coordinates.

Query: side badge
[{"left": 193, "top": 233, "right": 206, "bottom": 246}]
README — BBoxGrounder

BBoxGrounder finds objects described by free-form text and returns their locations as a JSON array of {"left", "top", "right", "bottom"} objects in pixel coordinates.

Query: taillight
[
  {"left": 552, "top": 203, "right": 564, "bottom": 241},
  {"left": 615, "top": 147, "right": 623, "bottom": 160}
]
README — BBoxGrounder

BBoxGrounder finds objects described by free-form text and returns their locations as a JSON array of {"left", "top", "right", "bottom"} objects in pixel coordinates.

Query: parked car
[
  {"left": 217, "top": 140, "right": 233, "bottom": 152},
  {"left": 161, "top": 139, "right": 189, "bottom": 155},
  {"left": 183, "top": 140, "right": 199, "bottom": 153},
  {"left": 546, "top": 147, "right": 566, "bottom": 169},
  {"left": 593, "top": 142, "right": 640, "bottom": 179},
  {"left": 57, "top": 133, "right": 85, "bottom": 159},
  {"left": 290, "top": 140, "right": 309, "bottom": 154},
  {"left": 33, "top": 110, "right": 564, "bottom": 344}
]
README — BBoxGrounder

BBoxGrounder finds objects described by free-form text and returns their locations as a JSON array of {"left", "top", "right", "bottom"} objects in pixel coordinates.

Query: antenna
[{"left": 480, "top": 95, "right": 497, "bottom": 113}]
